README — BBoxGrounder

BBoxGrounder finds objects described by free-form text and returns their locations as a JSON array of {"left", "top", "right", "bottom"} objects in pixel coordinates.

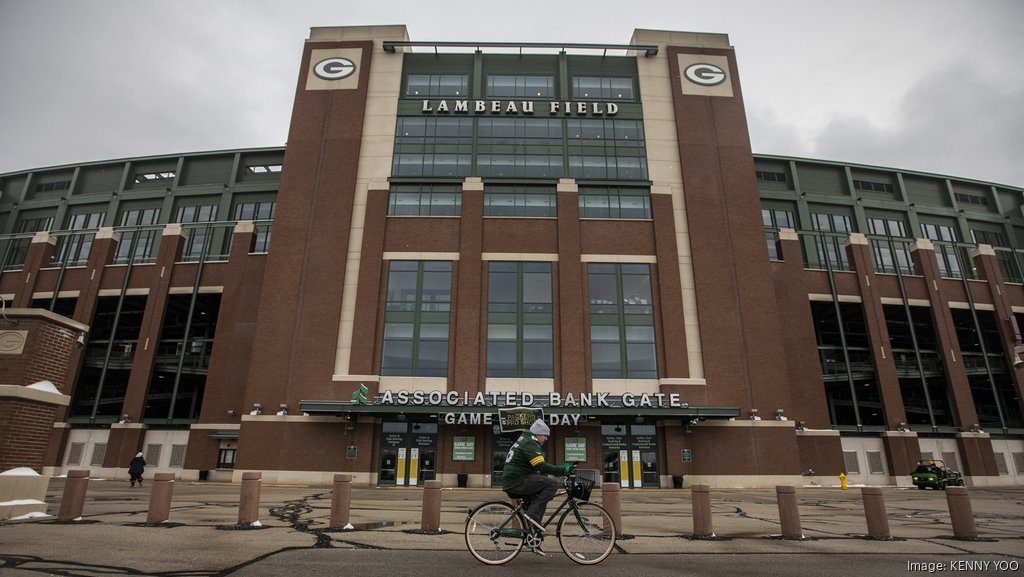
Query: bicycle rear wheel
[
  {"left": 557, "top": 501, "right": 616, "bottom": 565},
  {"left": 465, "top": 501, "right": 526, "bottom": 565}
]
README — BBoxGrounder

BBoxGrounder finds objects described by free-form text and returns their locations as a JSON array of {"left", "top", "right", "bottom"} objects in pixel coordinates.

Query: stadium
[{"left": 1, "top": 25, "right": 1021, "bottom": 488}]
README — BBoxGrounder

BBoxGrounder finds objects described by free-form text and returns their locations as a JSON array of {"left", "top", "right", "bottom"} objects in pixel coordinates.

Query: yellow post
[{"left": 839, "top": 472, "right": 848, "bottom": 490}]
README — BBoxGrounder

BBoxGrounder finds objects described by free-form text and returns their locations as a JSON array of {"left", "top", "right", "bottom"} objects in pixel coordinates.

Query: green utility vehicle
[{"left": 911, "top": 459, "right": 964, "bottom": 490}]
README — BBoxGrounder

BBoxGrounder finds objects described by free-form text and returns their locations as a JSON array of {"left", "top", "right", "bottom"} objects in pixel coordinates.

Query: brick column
[
  {"left": 972, "top": 245, "right": 1024, "bottom": 427},
  {"left": 556, "top": 179, "right": 586, "bottom": 397},
  {"left": 844, "top": 233, "right": 907, "bottom": 430},
  {"left": 453, "top": 177, "right": 484, "bottom": 396},
  {"left": 12, "top": 232, "right": 56, "bottom": 308}
]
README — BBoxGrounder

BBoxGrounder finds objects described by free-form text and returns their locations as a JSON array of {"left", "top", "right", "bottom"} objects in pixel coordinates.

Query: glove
[{"left": 561, "top": 463, "right": 575, "bottom": 476}]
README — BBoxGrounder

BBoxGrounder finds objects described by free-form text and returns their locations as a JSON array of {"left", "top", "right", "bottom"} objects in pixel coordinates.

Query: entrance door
[
  {"left": 601, "top": 423, "right": 660, "bottom": 488},
  {"left": 378, "top": 421, "right": 438, "bottom": 486}
]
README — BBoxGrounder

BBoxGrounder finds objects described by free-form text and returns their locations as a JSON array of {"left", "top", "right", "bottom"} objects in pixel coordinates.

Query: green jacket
[{"left": 501, "top": 431, "right": 563, "bottom": 491}]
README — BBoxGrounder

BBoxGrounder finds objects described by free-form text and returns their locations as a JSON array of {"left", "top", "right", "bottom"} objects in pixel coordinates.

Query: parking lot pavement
[{"left": 0, "top": 480, "right": 1021, "bottom": 576}]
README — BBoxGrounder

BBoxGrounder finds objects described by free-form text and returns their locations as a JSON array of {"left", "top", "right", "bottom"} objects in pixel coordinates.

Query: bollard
[
  {"left": 57, "top": 469, "right": 91, "bottom": 522},
  {"left": 420, "top": 480, "right": 443, "bottom": 533},
  {"left": 146, "top": 473, "right": 177, "bottom": 525},
  {"left": 330, "top": 474, "right": 353, "bottom": 529},
  {"left": 600, "top": 482, "right": 622, "bottom": 536},
  {"left": 237, "top": 472, "right": 262, "bottom": 526},
  {"left": 861, "top": 487, "right": 890, "bottom": 539},
  {"left": 839, "top": 472, "right": 847, "bottom": 490},
  {"left": 945, "top": 486, "right": 977, "bottom": 539},
  {"left": 691, "top": 483, "right": 714, "bottom": 537},
  {"left": 775, "top": 485, "right": 803, "bottom": 539}
]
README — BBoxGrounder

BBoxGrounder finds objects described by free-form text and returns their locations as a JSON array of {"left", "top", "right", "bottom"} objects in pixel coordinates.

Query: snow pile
[
  {"left": 1, "top": 467, "right": 41, "bottom": 476},
  {"left": 7, "top": 511, "right": 50, "bottom": 521},
  {"left": 26, "top": 380, "right": 61, "bottom": 394},
  {"left": 0, "top": 499, "right": 46, "bottom": 507}
]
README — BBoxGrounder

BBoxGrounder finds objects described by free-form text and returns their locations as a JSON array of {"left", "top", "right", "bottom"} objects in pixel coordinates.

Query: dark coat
[{"left": 129, "top": 456, "right": 146, "bottom": 477}]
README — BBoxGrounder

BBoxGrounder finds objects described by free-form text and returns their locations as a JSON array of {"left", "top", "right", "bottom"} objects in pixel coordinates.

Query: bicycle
[{"left": 464, "top": 470, "right": 616, "bottom": 565}]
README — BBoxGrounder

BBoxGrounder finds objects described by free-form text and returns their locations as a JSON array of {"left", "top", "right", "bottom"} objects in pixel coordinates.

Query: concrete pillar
[
  {"left": 237, "top": 472, "right": 262, "bottom": 526},
  {"left": 600, "top": 482, "right": 622, "bottom": 536},
  {"left": 57, "top": 469, "right": 90, "bottom": 522},
  {"left": 776, "top": 485, "right": 803, "bottom": 539},
  {"left": 691, "top": 483, "right": 713, "bottom": 537},
  {"left": 146, "top": 473, "right": 176, "bottom": 525},
  {"left": 945, "top": 486, "right": 977, "bottom": 539},
  {"left": 330, "top": 473, "right": 353, "bottom": 529},
  {"left": 420, "top": 480, "right": 443, "bottom": 533},
  {"left": 861, "top": 487, "right": 890, "bottom": 539}
]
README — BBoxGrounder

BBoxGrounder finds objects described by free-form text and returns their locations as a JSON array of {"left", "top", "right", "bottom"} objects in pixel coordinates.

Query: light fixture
[
  {"left": 796, "top": 420, "right": 807, "bottom": 430},
  {"left": 971, "top": 424, "right": 982, "bottom": 433},
  {"left": 250, "top": 403, "right": 262, "bottom": 416},
  {"left": 119, "top": 413, "right": 132, "bottom": 424},
  {"left": 749, "top": 409, "right": 761, "bottom": 421},
  {"left": 897, "top": 421, "right": 908, "bottom": 432},
  {"left": 277, "top": 403, "right": 288, "bottom": 416},
  {"left": 1014, "top": 355, "right": 1024, "bottom": 370},
  {"left": 227, "top": 409, "right": 236, "bottom": 417},
  {"left": 74, "top": 333, "right": 86, "bottom": 349},
  {"left": 775, "top": 409, "right": 786, "bottom": 421}
]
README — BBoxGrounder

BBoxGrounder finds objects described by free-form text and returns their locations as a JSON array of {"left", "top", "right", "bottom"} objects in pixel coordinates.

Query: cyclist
[{"left": 502, "top": 418, "right": 573, "bottom": 554}]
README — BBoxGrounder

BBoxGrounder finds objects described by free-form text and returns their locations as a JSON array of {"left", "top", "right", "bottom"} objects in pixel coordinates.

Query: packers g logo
[
  {"left": 313, "top": 57, "right": 356, "bottom": 80},
  {"left": 683, "top": 63, "right": 727, "bottom": 86}
]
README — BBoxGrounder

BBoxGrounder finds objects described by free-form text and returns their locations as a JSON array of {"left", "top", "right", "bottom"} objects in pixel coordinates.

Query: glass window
[
  {"left": 405, "top": 74, "right": 468, "bottom": 97},
  {"left": 387, "top": 185, "right": 462, "bottom": 216},
  {"left": 487, "top": 262, "right": 553, "bottom": 378},
  {"left": 572, "top": 76, "right": 635, "bottom": 100},
  {"left": 382, "top": 261, "right": 452, "bottom": 377},
  {"left": 487, "top": 75, "right": 555, "bottom": 98},
  {"left": 579, "top": 186, "right": 651, "bottom": 219},
  {"left": 115, "top": 208, "right": 161, "bottom": 264},
  {"left": 588, "top": 263, "right": 657, "bottom": 379}
]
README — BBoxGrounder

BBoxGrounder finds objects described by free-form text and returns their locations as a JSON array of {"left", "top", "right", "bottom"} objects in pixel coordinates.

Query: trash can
[
  {"left": 457, "top": 474, "right": 468, "bottom": 488},
  {"left": 198, "top": 470, "right": 209, "bottom": 481},
  {"left": 672, "top": 475, "right": 684, "bottom": 488}
]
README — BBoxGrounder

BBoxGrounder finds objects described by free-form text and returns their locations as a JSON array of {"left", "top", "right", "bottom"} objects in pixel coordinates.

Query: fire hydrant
[{"left": 839, "top": 472, "right": 848, "bottom": 490}]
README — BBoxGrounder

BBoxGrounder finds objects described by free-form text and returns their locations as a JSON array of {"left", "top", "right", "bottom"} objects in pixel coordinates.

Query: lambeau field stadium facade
[{"left": 1, "top": 25, "right": 1022, "bottom": 489}]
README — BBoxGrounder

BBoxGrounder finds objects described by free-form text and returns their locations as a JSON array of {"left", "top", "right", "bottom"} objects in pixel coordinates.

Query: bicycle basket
[{"left": 570, "top": 477, "right": 594, "bottom": 501}]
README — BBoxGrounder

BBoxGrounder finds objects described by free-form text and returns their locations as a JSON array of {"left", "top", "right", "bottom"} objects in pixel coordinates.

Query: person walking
[{"left": 129, "top": 452, "right": 146, "bottom": 487}]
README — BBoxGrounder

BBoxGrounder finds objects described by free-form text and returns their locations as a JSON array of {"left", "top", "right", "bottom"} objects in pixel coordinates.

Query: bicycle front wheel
[
  {"left": 465, "top": 501, "right": 526, "bottom": 565},
  {"left": 557, "top": 501, "right": 616, "bottom": 565}
]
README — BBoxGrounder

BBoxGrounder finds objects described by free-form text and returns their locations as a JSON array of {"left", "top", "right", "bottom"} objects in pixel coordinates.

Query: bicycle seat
[{"left": 505, "top": 491, "right": 536, "bottom": 507}]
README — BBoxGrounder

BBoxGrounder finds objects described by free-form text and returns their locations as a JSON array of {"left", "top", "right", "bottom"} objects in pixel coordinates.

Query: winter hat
[{"left": 529, "top": 419, "right": 550, "bottom": 436}]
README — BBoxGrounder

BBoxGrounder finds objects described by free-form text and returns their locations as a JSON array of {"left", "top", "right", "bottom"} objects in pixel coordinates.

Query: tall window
[
  {"left": 55, "top": 211, "right": 105, "bottom": 266},
  {"left": 921, "top": 223, "right": 964, "bottom": 278},
  {"left": 487, "top": 262, "right": 554, "bottom": 377},
  {"left": 567, "top": 119, "right": 647, "bottom": 180},
  {"left": 382, "top": 261, "right": 452, "bottom": 376},
  {"left": 811, "top": 212, "right": 853, "bottom": 270},
  {"left": 762, "top": 208, "right": 794, "bottom": 260},
  {"left": 116, "top": 208, "right": 160, "bottom": 263},
  {"left": 972, "top": 228, "right": 1021, "bottom": 283},
  {"left": 588, "top": 264, "right": 657, "bottom": 379},
  {"left": 174, "top": 204, "right": 217, "bottom": 260},
  {"left": 392, "top": 117, "right": 473, "bottom": 177},
  {"left": 7, "top": 215, "right": 54, "bottom": 269},
  {"left": 867, "top": 217, "right": 913, "bottom": 274},
  {"left": 232, "top": 201, "right": 276, "bottom": 253}
]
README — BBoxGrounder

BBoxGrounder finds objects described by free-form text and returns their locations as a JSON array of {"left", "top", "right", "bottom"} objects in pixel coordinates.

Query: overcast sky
[{"left": 1, "top": 0, "right": 1021, "bottom": 187}]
